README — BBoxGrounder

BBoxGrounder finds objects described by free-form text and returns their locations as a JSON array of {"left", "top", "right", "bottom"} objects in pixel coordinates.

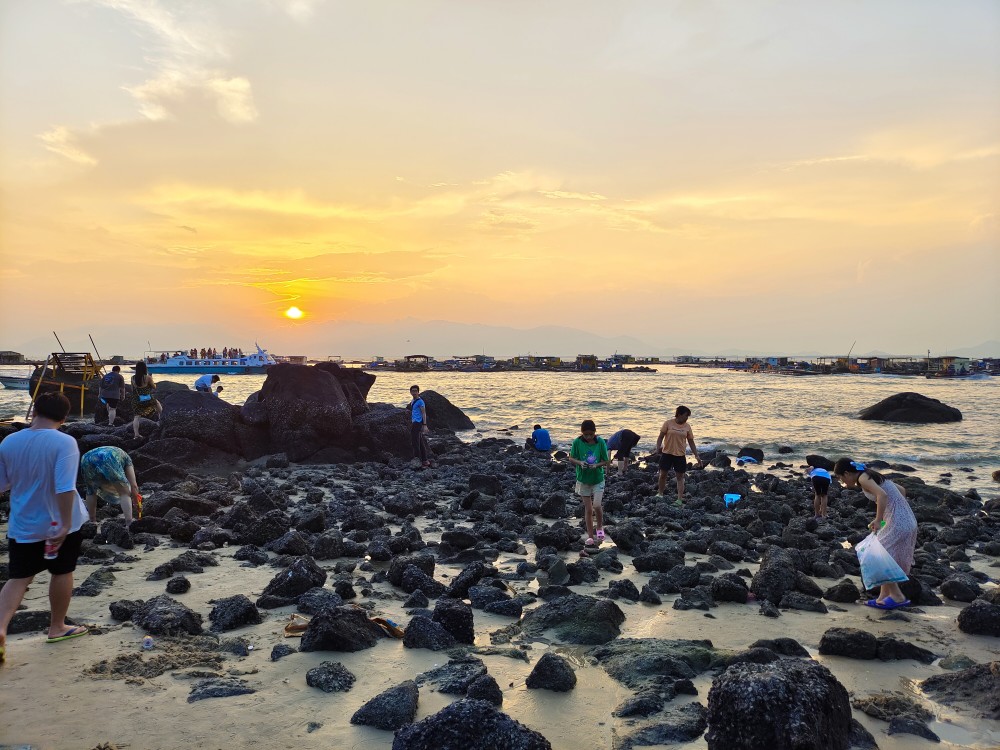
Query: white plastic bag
[{"left": 855, "top": 533, "right": 908, "bottom": 590}]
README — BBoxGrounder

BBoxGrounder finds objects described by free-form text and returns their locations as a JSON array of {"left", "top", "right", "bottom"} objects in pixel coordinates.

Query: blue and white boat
[{"left": 141, "top": 344, "right": 277, "bottom": 375}]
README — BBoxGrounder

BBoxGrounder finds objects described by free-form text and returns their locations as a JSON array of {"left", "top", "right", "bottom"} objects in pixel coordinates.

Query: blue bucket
[{"left": 723, "top": 493, "right": 741, "bottom": 506}]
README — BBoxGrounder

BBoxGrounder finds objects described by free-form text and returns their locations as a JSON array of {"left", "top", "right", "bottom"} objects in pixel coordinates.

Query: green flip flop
[{"left": 46, "top": 625, "right": 89, "bottom": 643}]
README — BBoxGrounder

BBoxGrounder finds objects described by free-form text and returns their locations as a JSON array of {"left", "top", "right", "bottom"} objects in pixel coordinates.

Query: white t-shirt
[
  {"left": 195, "top": 374, "right": 214, "bottom": 390},
  {"left": 0, "top": 428, "right": 87, "bottom": 542}
]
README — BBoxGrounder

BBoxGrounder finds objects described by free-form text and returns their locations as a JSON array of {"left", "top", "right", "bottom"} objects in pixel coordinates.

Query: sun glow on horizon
[{"left": 284, "top": 306, "right": 304, "bottom": 320}]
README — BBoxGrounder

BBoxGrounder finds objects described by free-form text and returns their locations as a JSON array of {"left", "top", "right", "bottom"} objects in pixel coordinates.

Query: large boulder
[
  {"left": 133, "top": 595, "right": 203, "bottom": 636},
  {"left": 157, "top": 390, "right": 241, "bottom": 454},
  {"left": 353, "top": 403, "right": 411, "bottom": 458},
  {"left": 957, "top": 599, "right": 1000, "bottom": 636},
  {"left": 419, "top": 390, "right": 475, "bottom": 431},
  {"left": 519, "top": 594, "right": 625, "bottom": 645},
  {"left": 132, "top": 436, "right": 237, "bottom": 470},
  {"left": 750, "top": 547, "right": 799, "bottom": 605},
  {"left": 314, "top": 361, "right": 374, "bottom": 415},
  {"left": 351, "top": 680, "right": 420, "bottom": 731},
  {"left": 299, "top": 606, "right": 385, "bottom": 652},
  {"left": 258, "top": 557, "right": 327, "bottom": 605},
  {"left": 392, "top": 699, "right": 551, "bottom": 750},
  {"left": 208, "top": 595, "right": 262, "bottom": 632},
  {"left": 706, "top": 658, "right": 852, "bottom": 749},
  {"left": 921, "top": 662, "right": 1000, "bottom": 719},
  {"left": 525, "top": 653, "right": 576, "bottom": 692},
  {"left": 257, "top": 363, "right": 354, "bottom": 461},
  {"left": 859, "top": 392, "right": 962, "bottom": 423}
]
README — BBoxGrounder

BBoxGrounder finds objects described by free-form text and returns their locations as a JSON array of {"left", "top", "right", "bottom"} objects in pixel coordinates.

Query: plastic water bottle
[
  {"left": 142, "top": 636, "right": 154, "bottom": 650},
  {"left": 43, "top": 521, "right": 59, "bottom": 560}
]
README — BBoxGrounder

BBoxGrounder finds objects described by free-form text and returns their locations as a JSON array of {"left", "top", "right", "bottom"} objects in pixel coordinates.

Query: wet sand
[{"left": 2, "top": 476, "right": 1000, "bottom": 750}]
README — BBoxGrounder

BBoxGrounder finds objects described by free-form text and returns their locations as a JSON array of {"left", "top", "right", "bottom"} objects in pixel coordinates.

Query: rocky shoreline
[{"left": 2, "top": 365, "right": 999, "bottom": 749}]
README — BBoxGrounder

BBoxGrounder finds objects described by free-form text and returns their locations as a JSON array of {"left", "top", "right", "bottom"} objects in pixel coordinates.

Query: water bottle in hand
[{"left": 43, "top": 521, "right": 59, "bottom": 560}]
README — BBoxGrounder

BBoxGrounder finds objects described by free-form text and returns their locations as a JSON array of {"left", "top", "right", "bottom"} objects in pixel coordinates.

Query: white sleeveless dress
[{"left": 863, "top": 479, "right": 918, "bottom": 574}]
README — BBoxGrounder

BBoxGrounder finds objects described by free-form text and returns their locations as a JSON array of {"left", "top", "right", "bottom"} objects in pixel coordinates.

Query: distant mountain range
[{"left": 7, "top": 323, "right": 1000, "bottom": 361}]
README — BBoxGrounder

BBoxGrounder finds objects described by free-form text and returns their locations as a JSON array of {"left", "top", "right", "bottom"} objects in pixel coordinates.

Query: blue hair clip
[{"left": 850, "top": 461, "right": 866, "bottom": 471}]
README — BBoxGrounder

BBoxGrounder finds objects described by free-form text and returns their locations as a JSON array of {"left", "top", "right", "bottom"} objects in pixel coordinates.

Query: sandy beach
[{"left": 2, "top": 445, "right": 999, "bottom": 750}]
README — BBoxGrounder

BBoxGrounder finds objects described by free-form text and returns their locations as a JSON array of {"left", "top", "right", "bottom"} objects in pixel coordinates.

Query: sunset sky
[{"left": 1, "top": 1, "right": 998, "bottom": 358}]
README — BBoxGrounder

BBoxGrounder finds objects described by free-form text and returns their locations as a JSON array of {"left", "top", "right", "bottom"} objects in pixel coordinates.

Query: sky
[{"left": 1, "top": 0, "right": 998, "bottom": 359}]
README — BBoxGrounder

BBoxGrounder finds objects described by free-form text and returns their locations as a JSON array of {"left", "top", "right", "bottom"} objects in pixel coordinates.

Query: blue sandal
[{"left": 864, "top": 597, "right": 910, "bottom": 610}]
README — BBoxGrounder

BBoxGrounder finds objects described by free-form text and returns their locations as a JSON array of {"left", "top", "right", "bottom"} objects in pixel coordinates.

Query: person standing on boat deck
[
  {"left": 98, "top": 365, "right": 126, "bottom": 427},
  {"left": 834, "top": 458, "right": 918, "bottom": 610},
  {"left": 408, "top": 385, "right": 432, "bottom": 468},
  {"left": 130, "top": 361, "right": 162, "bottom": 440},
  {"left": 653, "top": 406, "right": 703, "bottom": 505},
  {"left": 0, "top": 391, "right": 91, "bottom": 663},
  {"left": 195, "top": 373, "right": 220, "bottom": 393},
  {"left": 606, "top": 429, "right": 641, "bottom": 475}
]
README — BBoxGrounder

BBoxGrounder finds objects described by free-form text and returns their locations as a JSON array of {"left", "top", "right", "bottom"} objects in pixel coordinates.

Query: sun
[{"left": 284, "top": 306, "right": 304, "bottom": 320}]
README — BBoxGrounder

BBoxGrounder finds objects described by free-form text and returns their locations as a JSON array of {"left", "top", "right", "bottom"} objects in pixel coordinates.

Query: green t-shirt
[{"left": 571, "top": 436, "right": 609, "bottom": 485}]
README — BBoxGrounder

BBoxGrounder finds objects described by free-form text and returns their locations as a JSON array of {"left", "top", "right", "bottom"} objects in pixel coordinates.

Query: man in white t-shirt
[
  {"left": 0, "top": 391, "right": 91, "bottom": 662},
  {"left": 195, "top": 373, "right": 220, "bottom": 392}
]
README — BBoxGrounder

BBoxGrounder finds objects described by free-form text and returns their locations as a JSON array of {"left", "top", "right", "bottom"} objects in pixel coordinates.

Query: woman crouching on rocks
[{"left": 834, "top": 458, "right": 918, "bottom": 609}]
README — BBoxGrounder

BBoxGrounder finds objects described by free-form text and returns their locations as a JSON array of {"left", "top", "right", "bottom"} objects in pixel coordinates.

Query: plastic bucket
[{"left": 723, "top": 493, "right": 741, "bottom": 506}]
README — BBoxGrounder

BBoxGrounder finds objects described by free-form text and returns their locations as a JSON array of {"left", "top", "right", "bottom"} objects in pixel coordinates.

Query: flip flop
[
  {"left": 585, "top": 538, "right": 595, "bottom": 546},
  {"left": 877, "top": 597, "right": 911, "bottom": 610},
  {"left": 46, "top": 625, "right": 89, "bottom": 643},
  {"left": 596, "top": 529, "right": 605, "bottom": 541}
]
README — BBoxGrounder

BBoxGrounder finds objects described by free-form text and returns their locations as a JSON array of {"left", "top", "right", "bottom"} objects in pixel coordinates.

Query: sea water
[{"left": 2, "top": 365, "right": 997, "bottom": 491}]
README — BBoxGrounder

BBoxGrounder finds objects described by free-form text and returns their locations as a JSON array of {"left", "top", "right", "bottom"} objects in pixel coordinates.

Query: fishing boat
[
  {"left": 141, "top": 344, "right": 277, "bottom": 374},
  {"left": 0, "top": 373, "right": 31, "bottom": 389}
]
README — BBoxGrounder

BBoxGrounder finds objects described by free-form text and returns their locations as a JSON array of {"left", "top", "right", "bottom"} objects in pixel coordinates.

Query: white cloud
[
  {"left": 38, "top": 126, "right": 97, "bottom": 165},
  {"left": 263, "top": 0, "right": 326, "bottom": 22},
  {"left": 83, "top": 0, "right": 258, "bottom": 124}
]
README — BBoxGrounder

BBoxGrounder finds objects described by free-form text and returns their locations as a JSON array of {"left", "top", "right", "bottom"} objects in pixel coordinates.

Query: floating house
[{"left": 0, "top": 350, "right": 26, "bottom": 364}]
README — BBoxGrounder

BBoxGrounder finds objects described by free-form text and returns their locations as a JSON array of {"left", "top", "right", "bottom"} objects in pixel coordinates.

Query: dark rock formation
[
  {"left": 306, "top": 661, "right": 356, "bottom": 693},
  {"left": 859, "top": 392, "right": 962, "bottom": 423},
  {"left": 391, "top": 699, "right": 551, "bottom": 750},
  {"left": 519, "top": 594, "right": 625, "bottom": 645},
  {"left": 209, "top": 595, "right": 262, "bottom": 632},
  {"left": 525, "top": 652, "right": 576, "bottom": 692},
  {"left": 187, "top": 678, "right": 255, "bottom": 703},
  {"left": 299, "top": 606, "right": 385, "bottom": 652},
  {"left": 957, "top": 599, "right": 1000, "bottom": 636},
  {"left": 133, "top": 595, "right": 204, "bottom": 636},
  {"left": 403, "top": 615, "right": 457, "bottom": 651},
  {"left": 351, "top": 680, "right": 420, "bottom": 730},
  {"left": 705, "top": 659, "right": 851, "bottom": 749},
  {"left": 921, "top": 662, "right": 1000, "bottom": 719}
]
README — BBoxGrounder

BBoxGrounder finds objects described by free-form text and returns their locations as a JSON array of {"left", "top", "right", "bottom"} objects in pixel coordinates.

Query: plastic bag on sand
[{"left": 855, "top": 533, "right": 908, "bottom": 590}]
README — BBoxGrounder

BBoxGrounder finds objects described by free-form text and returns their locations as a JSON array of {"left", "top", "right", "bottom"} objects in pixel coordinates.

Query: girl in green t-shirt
[{"left": 568, "top": 419, "right": 610, "bottom": 546}]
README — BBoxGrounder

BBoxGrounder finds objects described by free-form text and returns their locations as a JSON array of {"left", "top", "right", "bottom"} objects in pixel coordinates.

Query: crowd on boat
[{"left": 154, "top": 347, "right": 246, "bottom": 363}]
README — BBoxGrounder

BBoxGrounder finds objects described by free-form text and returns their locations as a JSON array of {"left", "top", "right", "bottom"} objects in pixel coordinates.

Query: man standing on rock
[
  {"left": 98, "top": 365, "right": 126, "bottom": 426},
  {"left": 408, "top": 385, "right": 432, "bottom": 468},
  {"left": 0, "top": 392, "right": 91, "bottom": 663}
]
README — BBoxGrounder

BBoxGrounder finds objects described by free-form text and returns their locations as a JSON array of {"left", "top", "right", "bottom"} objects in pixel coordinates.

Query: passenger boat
[
  {"left": 0, "top": 374, "right": 31, "bottom": 389},
  {"left": 141, "top": 344, "right": 277, "bottom": 374}
]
